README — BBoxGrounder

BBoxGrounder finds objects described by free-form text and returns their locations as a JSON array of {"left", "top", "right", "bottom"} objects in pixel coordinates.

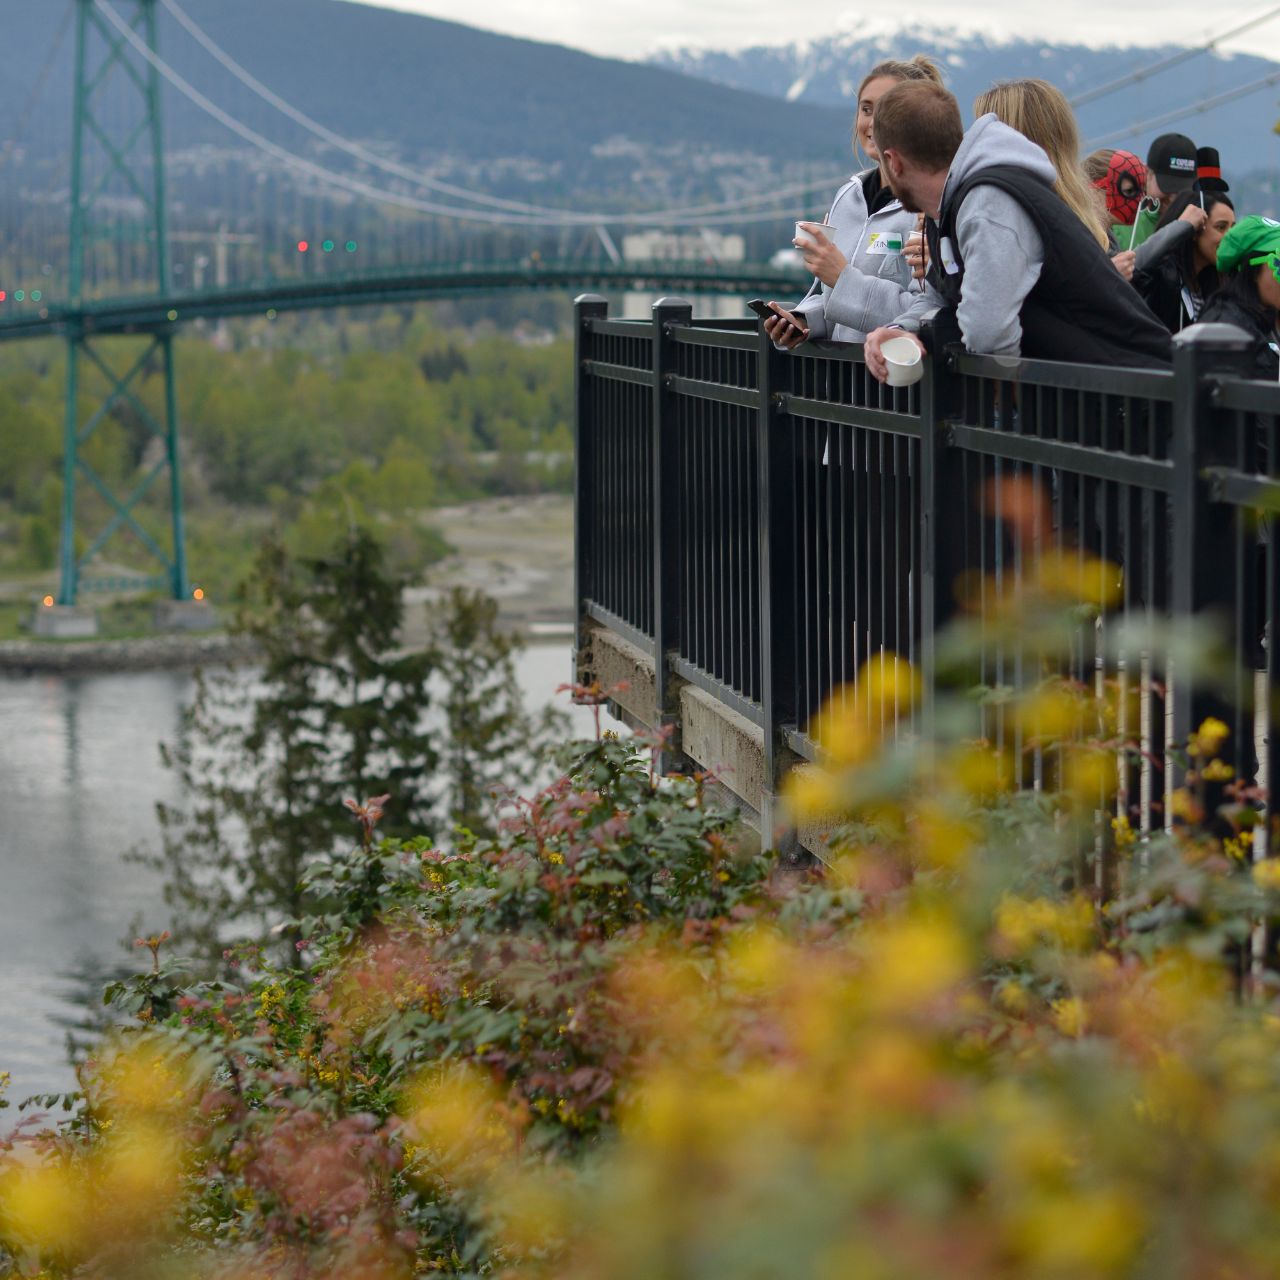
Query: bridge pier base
[
  {"left": 32, "top": 604, "right": 98, "bottom": 640},
  {"left": 154, "top": 600, "right": 219, "bottom": 633}
]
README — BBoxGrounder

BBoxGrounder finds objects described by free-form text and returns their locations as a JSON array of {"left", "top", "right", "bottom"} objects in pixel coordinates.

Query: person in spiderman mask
[
  {"left": 1086, "top": 147, "right": 1147, "bottom": 280},
  {"left": 1086, "top": 145, "right": 1212, "bottom": 285}
]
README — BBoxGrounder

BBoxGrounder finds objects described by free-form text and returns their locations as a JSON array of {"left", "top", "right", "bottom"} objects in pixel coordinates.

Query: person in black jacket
[
  {"left": 1198, "top": 214, "right": 1280, "bottom": 379},
  {"left": 862, "top": 80, "right": 1172, "bottom": 377},
  {"left": 1135, "top": 191, "right": 1235, "bottom": 332}
]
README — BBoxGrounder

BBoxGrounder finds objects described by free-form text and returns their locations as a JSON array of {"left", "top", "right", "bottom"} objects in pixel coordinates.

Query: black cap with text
[{"left": 1147, "top": 133, "right": 1198, "bottom": 193}]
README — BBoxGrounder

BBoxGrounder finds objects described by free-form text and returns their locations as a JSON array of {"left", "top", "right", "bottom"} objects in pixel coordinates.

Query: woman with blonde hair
[
  {"left": 973, "top": 79, "right": 1110, "bottom": 249},
  {"left": 763, "top": 55, "right": 941, "bottom": 349}
]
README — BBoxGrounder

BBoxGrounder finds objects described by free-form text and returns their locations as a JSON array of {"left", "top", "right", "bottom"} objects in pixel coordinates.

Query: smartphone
[{"left": 746, "top": 298, "right": 775, "bottom": 320}]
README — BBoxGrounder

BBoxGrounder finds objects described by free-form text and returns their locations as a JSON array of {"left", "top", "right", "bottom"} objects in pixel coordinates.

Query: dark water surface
[{"left": 0, "top": 644, "right": 589, "bottom": 1108}]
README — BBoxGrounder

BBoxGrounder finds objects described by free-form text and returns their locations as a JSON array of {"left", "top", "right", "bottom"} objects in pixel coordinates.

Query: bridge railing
[{"left": 573, "top": 294, "right": 1278, "bottom": 841}]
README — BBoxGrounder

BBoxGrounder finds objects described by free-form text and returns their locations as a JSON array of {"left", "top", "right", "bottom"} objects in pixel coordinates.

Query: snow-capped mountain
[{"left": 652, "top": 27, "right": 1280, "bottom": 181}]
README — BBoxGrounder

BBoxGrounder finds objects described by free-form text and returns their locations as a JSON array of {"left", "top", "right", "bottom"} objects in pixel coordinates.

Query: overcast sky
[{"left": 340, "top": 0, "right": 1280, "bottom": 61}]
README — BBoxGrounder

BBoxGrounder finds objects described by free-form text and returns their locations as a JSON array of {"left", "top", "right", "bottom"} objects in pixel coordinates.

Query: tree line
[{"left": 0, "top": 307, "right": 574, "bottom": 592}]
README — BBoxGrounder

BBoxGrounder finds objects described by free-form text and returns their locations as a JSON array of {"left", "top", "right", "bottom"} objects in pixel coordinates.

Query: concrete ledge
[
  {"left": 679, "top": 682, "right": 766, "bottom": 813},
  {"left": 585, "top": 624, "right": 658, "bottom": 728},
  {"left": 576, "top": 618, "right": 836, "bottom": 864},
  {"left": 790, "top": 762, "right": 837, "bottom": 866}
]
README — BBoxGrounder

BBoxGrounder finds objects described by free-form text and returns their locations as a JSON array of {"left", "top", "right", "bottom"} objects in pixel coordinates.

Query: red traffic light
[{"left": 297, "top": 240, "right": 309, "bottom": 253}]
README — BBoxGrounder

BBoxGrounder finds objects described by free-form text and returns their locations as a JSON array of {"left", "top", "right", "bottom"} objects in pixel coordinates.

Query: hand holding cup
[
  {"left": 904, "top": 226, "right": 929, "bottom": 282},
  {"left": 794, "top": 221, "right": 846, "bottom": 288}
]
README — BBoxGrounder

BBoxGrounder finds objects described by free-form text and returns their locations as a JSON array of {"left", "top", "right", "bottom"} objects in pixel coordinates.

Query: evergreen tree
[
  {"left": 431, "top": 586, "right": 567, "bottom": 837},
  {"left": 151, "top": 528, "right": 437, "bottom": 964}
]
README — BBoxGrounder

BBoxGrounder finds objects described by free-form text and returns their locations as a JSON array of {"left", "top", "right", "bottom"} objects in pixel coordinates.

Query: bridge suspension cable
[
  {"left": 1083, "top": 66, "right": 1280, "bottom": 148},
  {"left": 159, "top": 0, "right": 839, "bottom": 223},
  {"left": 98, "top": 0, "right": 834, "bottom": 229},
  {"left": 0, "top": 0, "right": 74, "bottom": 175},
  {"left": 1068, "top": 5, "right": 1280, "bottom": 108}
]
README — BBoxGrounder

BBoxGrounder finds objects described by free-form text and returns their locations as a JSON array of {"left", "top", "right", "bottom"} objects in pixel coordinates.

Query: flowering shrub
[{"left": 5, "top": 565, "right": 1280, "bottom": 1276}]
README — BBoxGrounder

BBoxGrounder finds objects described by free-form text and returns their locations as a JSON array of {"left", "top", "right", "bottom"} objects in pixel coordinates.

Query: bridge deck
[{"left": 0, "top": 262, "right": 803, "bottom": 341}]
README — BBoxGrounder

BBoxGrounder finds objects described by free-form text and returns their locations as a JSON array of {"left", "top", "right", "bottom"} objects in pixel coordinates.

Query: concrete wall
[{"left": 578, "top": 620, "right": 831, "bottom": 862}]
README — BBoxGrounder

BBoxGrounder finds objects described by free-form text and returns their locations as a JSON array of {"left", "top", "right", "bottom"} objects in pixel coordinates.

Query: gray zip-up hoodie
[
  {"left": 890, "top": 114, "right": 1058, "bottom": 355},
  {"left": 790, "top": 171, "right": 922, "bottom": 342}
]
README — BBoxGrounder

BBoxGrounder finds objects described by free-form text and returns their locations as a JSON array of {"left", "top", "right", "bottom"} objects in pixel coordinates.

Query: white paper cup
[
  {"left": 794, "top": 221, "right": 836, "bottom": 249},
  {"left": 881, "top": 335, "right": 924, "bottom": 387}
]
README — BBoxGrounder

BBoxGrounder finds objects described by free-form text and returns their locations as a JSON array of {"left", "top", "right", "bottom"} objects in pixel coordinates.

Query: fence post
[
  {"left": 919, "top": 350, "right": 966, "bottom": 731},
  {"left": 652, "top": 297, "right": 693, "bottom": 753},
  {"left": 572, "top": 293, "right": 608, "bottom": 687},
  {"left": 1169, "top": 323, "right": 1251, "bottom": 783},
  {"left": 756, "top": 326, "right": 798, "bottom": 847}
]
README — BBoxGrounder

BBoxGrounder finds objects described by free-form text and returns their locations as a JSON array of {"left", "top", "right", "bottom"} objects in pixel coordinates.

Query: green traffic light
[
  {"left": 30, "top": 290, "right": 41, "bottom": 302},
  {"left": 345, "top": 241, "right": 358, "bottom": 253},
  {"left": 14, "top": 290, "right": 24, "bottom": 301},
  {"left": 322, "top": 240, "right": 335, "bottom": 253}
]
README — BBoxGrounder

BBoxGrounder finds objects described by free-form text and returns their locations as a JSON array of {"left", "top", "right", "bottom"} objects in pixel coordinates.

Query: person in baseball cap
[
  {"left": 1198, "top": 215, "right": 1280, "bottom": 378},
  {"left": 1146, "top": 133, "right": 1198, "bottom": 209}
]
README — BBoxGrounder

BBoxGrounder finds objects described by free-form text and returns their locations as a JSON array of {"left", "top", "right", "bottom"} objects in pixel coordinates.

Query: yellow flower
[
  {"left": 996, "top": 980, "right": 1031, "bottom": 1015},
  {"left": 402, "top": 1066, "right": 511, "bottom": 1183},
  {"left": 1194, "top": 716, "right": 1230, "bottom": 757},
  {"left": 1111, "top": 814, "right": 1137, "bottom": 850},
  {"left": 911, "top": 802, "right": 976, "bottom": 871},
  {"left": 1015, "top": 683, "right": 1084, "bottom": 742},
  {"left": 859, "top": 651, "right": 922, "bottom": 716},
  {"left": 810, "top": 694, "right": 873, "bottom": 768},
  {"left": 860, "top": 913, "right": 970, "bottom": 1011},
  {"left": 724, "top": 929, "right": 789, "bottom": 992},
  {"left": 1052, "top": 995, "right": 1087, "bottom": 1038},
  {"left": 1168, "top": 788, "right": 1201, "bottom": 824},
  {"left": 944, "top": 742, "right": 1012, "bottom": 797},
  {"left": 1063, "top": 747, "right": 1118, "bottom": 805},
  {"left": 995, "top": 895, "right": 1094, "bottom": 953},
  {"left": 808, "top": 654, "right": 919, "bottom": 768},
  {"left": 1032, "top": 550, "right": 1123, "bottom": 609},
  {"left": 1, "top": 1161, "right": 86, "bottom": 1257},
  {"left": 783, "top": 765, "right": 845, "bottom": 823},
  {"left": 1201, "top": 758, "right": 1235, "bottom": 783},
  {"left": 97, "top": 1121, "right": 184, "bottom": 1224},
  {"left": 92, "top": 1036, "right": 203, "bottom": 1118},
  {"left": 1253, "top": 859, "right": 1280, "bottom": 891},
  {"left": 1222, "top": 833, "right": 1251, "bottom": 862},
  {"left": 1011, "top": 1187, "right": 1143, "bottom": 1274}
]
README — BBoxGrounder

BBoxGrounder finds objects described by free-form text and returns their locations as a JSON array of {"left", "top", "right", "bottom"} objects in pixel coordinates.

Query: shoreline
[
  {"left": 0, "top": 494, "right": 576, "bottom": 676},
  {"left": 0, "top": 633, "right": 257, "bottom": 676}
]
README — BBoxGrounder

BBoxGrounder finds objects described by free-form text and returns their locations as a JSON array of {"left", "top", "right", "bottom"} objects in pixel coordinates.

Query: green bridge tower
[{"left": 59, "top": 0, "right": 189, "bottom": 608}]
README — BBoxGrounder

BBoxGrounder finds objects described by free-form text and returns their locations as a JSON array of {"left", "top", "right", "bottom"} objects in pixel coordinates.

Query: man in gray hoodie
[{"left": 862, "top": 81, "right": 1171, "bottom": 381}]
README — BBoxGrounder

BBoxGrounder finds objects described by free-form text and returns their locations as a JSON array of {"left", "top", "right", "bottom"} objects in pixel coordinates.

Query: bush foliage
[{"left": 5, "top": 550, "right": 1280, "bottom": 1278}]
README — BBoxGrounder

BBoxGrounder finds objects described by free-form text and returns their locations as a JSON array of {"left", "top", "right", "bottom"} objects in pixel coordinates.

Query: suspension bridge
[
  {"left": 2, "top": 0, "right": 818, "bottom": 616},
  {"left": 8, "top": 0, "right": 1276, "bottom": 619}
]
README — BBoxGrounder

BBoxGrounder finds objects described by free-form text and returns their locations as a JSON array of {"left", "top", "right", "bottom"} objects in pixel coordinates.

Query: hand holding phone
[{"left": 749, "top": 300, "right": 808, "bottom": 349}]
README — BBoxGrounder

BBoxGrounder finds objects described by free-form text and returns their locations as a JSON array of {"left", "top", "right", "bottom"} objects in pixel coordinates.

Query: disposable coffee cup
[
  {"left": 881, "top": 335, "right": 924, "bottom": 387},
  {"left": 794, "top": 221, "right": 836, "bottom": 249}
]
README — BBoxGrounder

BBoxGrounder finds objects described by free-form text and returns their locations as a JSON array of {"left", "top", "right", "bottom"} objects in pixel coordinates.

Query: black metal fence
[{"left": 573, "top": 294, "right": 1279, "bottom": 832}]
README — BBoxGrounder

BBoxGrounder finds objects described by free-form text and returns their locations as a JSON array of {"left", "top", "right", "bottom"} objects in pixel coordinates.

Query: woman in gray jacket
[{"left": 765, "top": 55, "right": 940, "bottom": 348}]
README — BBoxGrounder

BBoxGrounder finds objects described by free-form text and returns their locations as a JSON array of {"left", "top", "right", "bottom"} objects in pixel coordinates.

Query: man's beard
[{"left": 880, "top": 158, "right": 924, "bottom": 214}]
